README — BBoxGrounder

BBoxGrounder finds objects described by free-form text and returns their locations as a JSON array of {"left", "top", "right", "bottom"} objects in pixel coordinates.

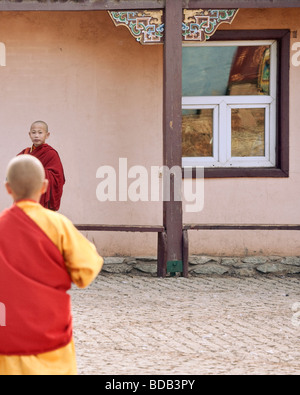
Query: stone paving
[{"left": 70, "top": 274, "right": 300, "bottom": 375}]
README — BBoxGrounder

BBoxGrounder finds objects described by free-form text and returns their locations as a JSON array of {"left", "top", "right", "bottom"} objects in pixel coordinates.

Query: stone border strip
[{"left": 102, "top": 256, "right": 300, "bottom": 277}]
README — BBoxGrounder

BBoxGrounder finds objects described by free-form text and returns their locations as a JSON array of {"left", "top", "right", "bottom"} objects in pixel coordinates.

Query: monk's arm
[{"left": 60, "top": 218, "right": 104, "bottom": 288}]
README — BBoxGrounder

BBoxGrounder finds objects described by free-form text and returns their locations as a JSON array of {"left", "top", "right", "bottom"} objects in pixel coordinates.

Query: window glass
[
  {"left": 182, "top": 109, "right": 214, "bottom": 157},
  {"left": 231, "top": 108, "right": 265, "bottom": 157},
  {"left": 182, "top": 45, "right": 270, "bottom": 96}
]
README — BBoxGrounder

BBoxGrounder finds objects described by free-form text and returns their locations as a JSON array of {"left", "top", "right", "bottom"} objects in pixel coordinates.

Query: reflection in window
[
  {"left": 228, "top": 47, "right": 270, "bottom": 95},
  {"left": 231, "top": 108, "right": 265, "bottom": 157},
  {"left": 182, "top": 45, "right": 270, "bottom": 97},
  {"left": 182, "top": 109, "right": 214, "bottom": 157}
]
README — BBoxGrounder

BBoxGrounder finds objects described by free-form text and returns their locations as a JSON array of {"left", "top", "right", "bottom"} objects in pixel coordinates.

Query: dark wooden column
[{"left": 159, "top": 0, "right": 183, "bottom": 277}]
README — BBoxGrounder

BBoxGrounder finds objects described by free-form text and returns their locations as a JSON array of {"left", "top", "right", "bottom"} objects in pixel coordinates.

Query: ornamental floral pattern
[
  {"left": 183, "top": 9, "right": 239, "bottom": 42},
  {"left": 108, "top": 11, "right": 164, "bottom": 45},
  {"left": 109, "top": 9, "right": 239, "bottom": 45}
]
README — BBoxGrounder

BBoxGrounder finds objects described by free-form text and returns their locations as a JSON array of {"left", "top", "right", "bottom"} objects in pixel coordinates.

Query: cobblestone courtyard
[{"left": 70, "top": 274, "right": 300, "bottom": 375}]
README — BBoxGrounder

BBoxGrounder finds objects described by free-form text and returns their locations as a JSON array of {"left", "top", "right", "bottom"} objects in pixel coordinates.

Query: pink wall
[
  {"left": 0, "top": 11, "right": 163, "bottom": 256},
  {"left": 0, "top": 9, "right": 300, "bottom": 256}
]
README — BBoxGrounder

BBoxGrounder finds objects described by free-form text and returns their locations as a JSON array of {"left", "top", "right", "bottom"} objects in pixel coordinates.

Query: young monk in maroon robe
[{"left": 18, "top": 121, "right": 65, "bottom": 211}]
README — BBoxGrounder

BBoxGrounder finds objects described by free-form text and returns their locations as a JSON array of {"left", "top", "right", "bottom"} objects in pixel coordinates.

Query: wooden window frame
[{"left": 183, "top": 29, "right": 290, "bottom": 179}]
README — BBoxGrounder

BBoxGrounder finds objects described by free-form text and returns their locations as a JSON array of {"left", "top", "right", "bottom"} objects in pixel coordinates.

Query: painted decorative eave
[
  {"left": 0, "top": 0, "right": 300, "bottom": 12},
  {"left": 182, "top": 9, "right": 238, "bottom": 42},
  {"left": 109, "top": 10, "right": 165, "bottom": 44},
  {"left": 109, "top": 9, "right": 239, "bottom": 45}
]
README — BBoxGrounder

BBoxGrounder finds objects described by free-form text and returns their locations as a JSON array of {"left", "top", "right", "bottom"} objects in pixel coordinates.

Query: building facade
[{"left": 0, "top": 1, "right": 300, "bottom": 275}]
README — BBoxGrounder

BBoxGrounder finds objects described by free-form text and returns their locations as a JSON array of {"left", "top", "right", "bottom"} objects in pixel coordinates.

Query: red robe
[
  {"left": 18, "top": 144, "right": 65, "bottom": 211},
  {"left": 0, "top": 205, "right": 72, "bottom": 356}
]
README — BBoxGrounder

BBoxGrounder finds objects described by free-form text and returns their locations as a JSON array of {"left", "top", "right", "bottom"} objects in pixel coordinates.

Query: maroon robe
[
  {"left": 0, "top": 205, "right": 72, "bottom": 356},
  {"left": 18, "top": 144, "right": 65, "bottom": 211}
]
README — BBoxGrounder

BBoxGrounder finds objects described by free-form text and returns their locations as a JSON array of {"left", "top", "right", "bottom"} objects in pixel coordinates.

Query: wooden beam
[
  {"left": 184, "top": 0, "right": 300, "bottom": 8},
  {"left": 184, "top": 224, "right": 300, "bottom": 231},
  {"left": 0, "top": 0, "right": 166, "bottom": 12},
  {"left": 75, "top": 224, "right": 164, "bottom": 232},
  {"left": 162, "top": 0, "right": 183, "bottom": 276},
  {"left": 1, "top": 0, "right": 300, "bottom": 12},
  {"left": 182, "top": 229, "right": 189, "bottom": 278}
]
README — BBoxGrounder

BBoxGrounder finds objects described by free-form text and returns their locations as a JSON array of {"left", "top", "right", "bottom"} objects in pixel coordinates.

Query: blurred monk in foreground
[{"left": 0, "top": 156, "right": 103, "bottom": 375}]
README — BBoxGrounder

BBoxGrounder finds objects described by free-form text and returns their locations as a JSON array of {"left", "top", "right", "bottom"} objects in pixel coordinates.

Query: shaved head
[
  {"left": 6, "top": 156, "right": 46, "bottom": 201},
  {"left": 29, "top": 121, "right": 50, "bottom": 148},
  {"left": 31, "top": 121, "right": 48, "bottom": 133}
]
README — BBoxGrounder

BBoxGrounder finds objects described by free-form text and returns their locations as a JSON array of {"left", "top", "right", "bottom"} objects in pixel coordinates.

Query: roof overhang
[
  {"left": 0, "top": 0, "right": 300, "bottom": 12},
  {"left": 185, "top": 0, "right": 300, "bottom": 8}
]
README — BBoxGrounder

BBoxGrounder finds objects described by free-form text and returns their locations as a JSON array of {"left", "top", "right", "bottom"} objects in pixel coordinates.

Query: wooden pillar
[{"left": 160, "top": 0, "right": 183, "bottom": 277}]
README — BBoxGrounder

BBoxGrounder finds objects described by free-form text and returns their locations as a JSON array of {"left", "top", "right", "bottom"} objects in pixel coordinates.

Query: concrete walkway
[{"left": 70, "top": 274, "right": 300, "bottom": 375}]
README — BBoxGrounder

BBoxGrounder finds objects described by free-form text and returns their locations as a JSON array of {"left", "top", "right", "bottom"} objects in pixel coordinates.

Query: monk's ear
[
  {"left": 5, "top": 182, "right": 13, "bottom": 196},
  {"left": 41, "top": 179, "right": 49, "bottom": 195},
  {"left": 46, "top": 132, "right": 50, "bottom": 140}
]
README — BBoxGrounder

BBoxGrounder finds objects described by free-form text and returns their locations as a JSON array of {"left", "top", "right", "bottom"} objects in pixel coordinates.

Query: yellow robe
[{"left": 0, "top": 201, "right": 103, "bottom": 375}]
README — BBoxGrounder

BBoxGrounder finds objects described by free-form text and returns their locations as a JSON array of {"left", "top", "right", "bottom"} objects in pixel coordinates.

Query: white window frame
[{"left": 182, "top": 40, "right": 277, "bottom": 169}]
